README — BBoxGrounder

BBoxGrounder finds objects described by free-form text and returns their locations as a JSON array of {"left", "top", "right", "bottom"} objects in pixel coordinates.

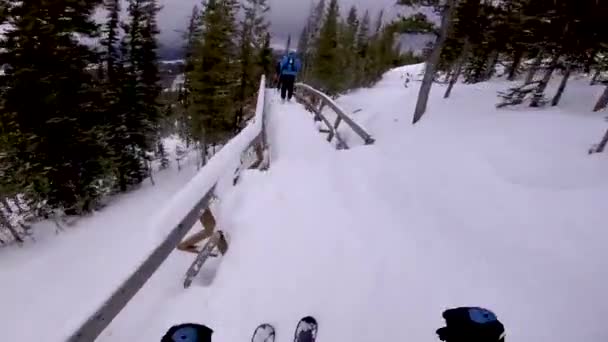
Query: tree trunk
[
  {"left": 592, "top": 128, "right": 608, "bottom": 153},
  {"left": 590, "top": 69, "right": 601, "bottom": 85},
  {"left": 147, "top": 159, "right": 155, "bottom": 186},
  {"left": 551, "top": 62, "right": 572, "bottom": 106},
  {"left": 443, "top": 71, "right": 451, "bottom": 83},
  {"left": 483, "top": 50, "right": 499, "bottom": 80},
  {"left": 530, "top": 53, "right": 560, "bottom": 107},
  {"left": 593, "top": 85, "right": 608, "bottom": 112},
  {"left": 584, "top": 48, "right": 596, "bottom": 74},
  {"left": 2, "top": 198, "right": 13, "bottom": 214},
  {"left": 201, "top": 141, "right": 208, "bottom": 167},
  {"left": 507, "top": 49, "right": 523, "bottom": 81},
  {"left": 412, "top": 0, "right": 458, "bottom": 124},
  {"left": 525, "top": 50, "right": 544, "bottom": 84},
  {"left": 444, "top": 39, "right": 470, "bottom": 99},
  {"left": 0, "top": 206, "right": 24, "bottom": 244},
  {"left": 13, "top": 196, "right": 24, "bottom": 214}
]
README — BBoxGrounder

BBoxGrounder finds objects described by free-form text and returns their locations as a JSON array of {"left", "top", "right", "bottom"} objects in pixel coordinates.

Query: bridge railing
[
  {"left": 294, "top": 83, "right": 375, "bottom": 149},
  {"left": 67, "top": 76, "right": 270, "bottom": 342}
]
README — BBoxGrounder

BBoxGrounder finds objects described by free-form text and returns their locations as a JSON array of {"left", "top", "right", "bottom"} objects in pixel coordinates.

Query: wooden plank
[
  {"left": 295, "top": 83, "right": 374, "bottom": 145},
  {"left": 294, "top": 93, "right": 342, "bottom": 146},
  {"left": 183, "top": 230, "right": 226, "bottom": 289},
  {"left": 177, "top": 209, "right": 217, "bottom": 254},
  {"left": 334, "top": 116, "right": 342, "bottom": 130},
  {"left": 294, "top": 93, "right": 321, "bottom": 117},
  {"left": 67, "top": 188, "right": 216, "bottom": 342}
]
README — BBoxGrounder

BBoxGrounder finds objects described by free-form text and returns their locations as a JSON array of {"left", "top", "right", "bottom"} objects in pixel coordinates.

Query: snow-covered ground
[
  {"left": 103, "top": 67, "right": 607, "bottom": 342},
  {"left": 0, "top": 137, "right": 201, "bottom": 341},
  {"left": 3, "top": 66, "right": 608, "bottom": 342}
]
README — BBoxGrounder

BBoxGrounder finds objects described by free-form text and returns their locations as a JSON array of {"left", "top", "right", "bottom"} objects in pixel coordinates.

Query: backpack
[{"left": 287, "top": 57, "right": 296, "bottom": 72}]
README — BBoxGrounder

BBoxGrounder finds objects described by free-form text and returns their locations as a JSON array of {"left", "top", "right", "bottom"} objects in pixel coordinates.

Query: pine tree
[
  {"left": 188, "top": 0, "right": 240, "bottom": 164},
  {"left": 259, "top": 32, "right": 274, "bottom": 82},
  {"left": 138, "top": 1, "right": 162, "bottom": 124},
  {"left": 103, "top": 0, "right": 121, "bottom": 84},
  {"left": 101, "top": 0, "right": 133, "bottom": 192},
  {"left": 302, "top": 2, "right": 401, "bottom": 92},
  {"left": 355, "top": 10, "right": 371, "bottom": 87},
  {"left": 0, "top": 0, "right": 109, "bottom": 213},
  {"left": 297, "top": 4, "right": 313, "bottom": 80},
  {"left": 309, "top": 0, "right": 327, "bottom": 44},
  {"left": 298, "top": 23, "right": 310, "bottom": 52},
  {"left": 236, "top": 0, "right": 270, "bottom": 128},
  {"left": 178, "top": 6, "right": 202, "bottom": 146},
  {"left": 312, "top": 0, "right": 343, "bottom": 95},
  {"left": 301, "top": 0, "right": 326, "bottom": 82},
  {"left": 185, "top": 6, "right": 202, "bottom": 73},
  {"left": 373, "top": 10, "right": 384, "bottom": 36},
  {"left": 340, "top": 6, "right": 359, "bottom": 89},
  {"left": 366, "top": 10, "right": 389, "bottom": 85},
  {"left": 183, "top": 5, "right": 202, "bottom": 100},
  {"left": 116, "top": 0, "right": 163, "bottom": 188}
]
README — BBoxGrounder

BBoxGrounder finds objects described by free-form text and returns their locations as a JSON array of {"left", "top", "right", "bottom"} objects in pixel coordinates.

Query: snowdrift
[
  {"left": 101, "top": 65, "right": 608, "bottom": 342},
  {"left": 2, "top": 66, "right": 607, "bottom": 342}
]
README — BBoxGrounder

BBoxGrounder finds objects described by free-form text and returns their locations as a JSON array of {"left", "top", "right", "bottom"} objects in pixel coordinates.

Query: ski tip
[
  {"left": 300, "top": 316, "right": 317, "bottom": 325},
  {"left": 252, "top": 323, "right": 275, "bottom": 342},
  {"left": 295, "top": 316, "right": 318, "bottom": 342}
]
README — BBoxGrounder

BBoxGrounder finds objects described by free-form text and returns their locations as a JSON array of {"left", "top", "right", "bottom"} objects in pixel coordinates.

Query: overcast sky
[{"left": 157, "top": 0, "right": 402, "bottom": 51}]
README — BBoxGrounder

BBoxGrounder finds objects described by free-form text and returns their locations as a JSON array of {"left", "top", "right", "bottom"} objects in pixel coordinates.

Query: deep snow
[
  {"left": 102, "top": 67, "right": 607, "bottom": 342},
  {"left": 3, "top": 65, "right": 608, "bottom": 342},
  {"left": 0, "top": 137, "right": 201, "bottom": 341}
]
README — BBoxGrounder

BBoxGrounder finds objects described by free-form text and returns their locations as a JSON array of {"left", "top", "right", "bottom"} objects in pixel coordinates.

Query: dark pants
[
  {"left": 275, "top": 74, "right": 282, "bottom": 90},
  {"left": 280, "top": 74, "right": 296, "bottom": 100}
]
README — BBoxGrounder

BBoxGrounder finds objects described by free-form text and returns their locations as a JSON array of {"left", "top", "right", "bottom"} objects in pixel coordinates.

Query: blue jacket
[{"left": 280, "top": 52, "right": 302, "bottom": 76}]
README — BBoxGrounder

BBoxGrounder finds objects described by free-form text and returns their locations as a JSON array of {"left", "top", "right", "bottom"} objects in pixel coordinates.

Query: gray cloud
[{"left": 157, "top": 0, "right": 403, "bottom": 51}]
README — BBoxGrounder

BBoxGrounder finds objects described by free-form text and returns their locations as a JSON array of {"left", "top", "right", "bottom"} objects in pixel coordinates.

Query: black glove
[
  {"left": 436, "top": 307, "right": 505, "bottom": 342},
  {"left": 161, "top": 323, "right": 213, "bottom": 342}
]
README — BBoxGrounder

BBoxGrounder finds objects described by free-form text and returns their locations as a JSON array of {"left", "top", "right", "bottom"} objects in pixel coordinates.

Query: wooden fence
[
  {"left": 66, "top": 79, "right": 373, "bottom": 341},
  {"left": 67, "top": 76, "right": 269, "bottom": 342},
  {"left": 294, "top": 83, "right": 375, "bottom": 149}
]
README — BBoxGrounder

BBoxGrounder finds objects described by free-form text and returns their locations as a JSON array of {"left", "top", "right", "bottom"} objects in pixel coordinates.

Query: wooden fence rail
[
  {"left": 67, "top": 76, "right": 269, "bottom": 342},
  {"left": 294, "top": 83, "right": 375, "bottom": 149}
]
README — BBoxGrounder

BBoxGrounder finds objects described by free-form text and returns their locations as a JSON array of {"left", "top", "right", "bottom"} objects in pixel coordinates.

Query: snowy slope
[
  {"left": 4, "top": 66, "right": 608, "bottom": 342},
  {"left": 98, "top": 69, "right": 608, "bottom": 342},
  {"left": 332, "top": 67, "right": 608, "bottom": 342},
  {"left": 0, "top": 137, "right": 201, "bottom": 341}
]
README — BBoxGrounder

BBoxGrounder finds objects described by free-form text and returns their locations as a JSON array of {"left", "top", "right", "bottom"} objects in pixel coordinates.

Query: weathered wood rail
[
  {"left": 67, "top": 76, "right": 269, "bottom": 342},
  {"left": 294, "top": 83, "right": 375, "bottom": 149}
]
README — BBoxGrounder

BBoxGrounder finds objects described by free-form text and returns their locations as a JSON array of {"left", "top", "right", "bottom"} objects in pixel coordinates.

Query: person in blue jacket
[{"left": 279, "top": 50, "right": 302, "bottom": 101}]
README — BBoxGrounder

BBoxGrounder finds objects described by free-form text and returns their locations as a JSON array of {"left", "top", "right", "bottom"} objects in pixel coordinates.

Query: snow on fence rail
[
  {"left": 294, "top": 83, "right": 375, "bottom": 148},
  {"left": 67, "top": 76, "right": 269, "bottom": 342}
]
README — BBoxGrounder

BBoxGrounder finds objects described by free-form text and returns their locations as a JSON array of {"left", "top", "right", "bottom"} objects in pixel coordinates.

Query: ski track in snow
[{"left": 3, "top": 66, "right": 608, "bottom": 342}]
